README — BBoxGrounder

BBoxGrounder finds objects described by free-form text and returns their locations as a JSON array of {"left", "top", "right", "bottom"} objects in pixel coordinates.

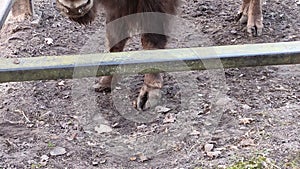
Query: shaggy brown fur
[{"left": 56, "top": 0, "right": 179, "bottom": 110}]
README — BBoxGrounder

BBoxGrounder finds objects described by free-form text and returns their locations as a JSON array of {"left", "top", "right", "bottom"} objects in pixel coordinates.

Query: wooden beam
[
  {"left": 0, "top": 0, "right": 14, "bottom": 29},
  {"left": 0, "top": 41, "right": 300, "bottom": 83}
]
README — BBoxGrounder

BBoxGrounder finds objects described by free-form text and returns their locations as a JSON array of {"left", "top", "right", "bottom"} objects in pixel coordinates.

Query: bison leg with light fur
[{"left": 237, "top": 0, "right": 263, "bottom": 36}]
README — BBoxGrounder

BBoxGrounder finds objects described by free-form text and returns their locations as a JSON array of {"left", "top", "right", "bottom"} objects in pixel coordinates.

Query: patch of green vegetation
[
  {"left": 284, "top": 161, "right": 298, "bottom": 169},
  {"left": 47, "top": 141, "right": 55, "bottom": 147},
  {"left": 284, "top": 153, "right": 300, "bottom": 169},
  {"left": 31, "top": 163, "right": 42, "bottom": 169},
  {"left": 227, "top": 155, "right": 275, "bottom": 169}
]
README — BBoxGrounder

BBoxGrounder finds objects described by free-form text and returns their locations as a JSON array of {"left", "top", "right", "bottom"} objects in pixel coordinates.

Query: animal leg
[
  {"left": 237, "top": 0, "right": 263, "bottom": 36},
  {"left": 237, "top": 0, "right": 251, "bottom": 24},
  {"left": 93, "top": 25, "right": 128, "bottom": 92},
  {"left": 136, "top": 33, "right": 167, "bottom": 110}
]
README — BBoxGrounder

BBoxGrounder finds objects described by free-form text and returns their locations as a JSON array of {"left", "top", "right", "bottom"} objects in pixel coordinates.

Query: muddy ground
[{"left": 0, "top": 0, "right": 299, "bottom": 168}]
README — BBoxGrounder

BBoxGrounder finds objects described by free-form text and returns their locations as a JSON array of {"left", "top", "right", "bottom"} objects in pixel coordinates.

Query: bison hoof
[
  {"left": 236, "top": 13, "right": 248, "bottom": 24},
  {"left": 136, "top": 85, "right": 162, "bottom": 111},
  {"left": 236, "top": 13, "right": 263, "bottom": 37},
  {"left": 247, "top": 21, "right": 263, "bottom": 37},
  {"left": 93, "top": 83, "right": 111, "bottom": 92}
]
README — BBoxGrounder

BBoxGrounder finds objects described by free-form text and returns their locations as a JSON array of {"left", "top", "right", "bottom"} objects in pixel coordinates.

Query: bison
[
  {"left": 55, "top": 0, "right": 263, "bottom": 110},
  {"left": 56, "top": 0, "right": 179, "bottom": 110}
]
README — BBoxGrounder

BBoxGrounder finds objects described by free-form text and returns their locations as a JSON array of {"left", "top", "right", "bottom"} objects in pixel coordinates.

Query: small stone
[
  {"left": 230, "top": 30, "right": 237, "bottom": 35},
  {"left": 13, "top": 59, "right": 20, "bottom": 64},
  {"left": 218, "top": 165, "right": 227, "bottom": 169},
  {"left": 45, "top": 38, "right": 54, "bottom": 45},
  {"left": 99, "top": 159, "right": 106, "bottom": 164},
  {"left": 50, "top": 147, "right": 66, "bottom": 156},
  {"left": 130, "top": 156, "right": 137, "bottom": 161},
  {"left": 137, "top": 124, "right": 147, "bottom": 130},
  {"left": 206, "top": 151, "right": 221, "bottom": 158},
  {"left": 190, "top": 130, "right": 201, "bottom": 136},
  {"left": 95, "top": 124, "right": 113, "bottom": 134},
  {"left": 155, "top": 106, "right": 171, "bottom": 113},
  {"left": 204, "top": 144, "right": 214, "bottom": 152},
  {"left": 229, "top": 145, "right": 239, "bottom": 150},
  {"left": 58, "top": 81, "right": 65, "bottom": 86},
  {"left": 92, "top": 161, "right": 99, "bottom": 166},
  {"left": 214, "top": 147, "right": 226, "bottom": 151},
  {"left": 40, "top": 155, "right": 49, "bottom": 166},
  {"left": 242, "top": 104, "right": 251, "bottom": 110}
]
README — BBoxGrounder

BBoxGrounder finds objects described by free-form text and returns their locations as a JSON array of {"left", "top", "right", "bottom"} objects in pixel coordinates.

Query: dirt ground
[{"left": 0, "top": 0, "right": 299, "bottom": 168}]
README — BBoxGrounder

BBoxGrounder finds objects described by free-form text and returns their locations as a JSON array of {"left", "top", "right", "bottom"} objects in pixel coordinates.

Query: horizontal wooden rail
[
  {"left": 0, "top": 0, "right": 33, "bottom": 29},
  {"left": 0, "top": 0, "right": 14, "bottom": 29},
  {"left": 0, "top": 41, "right": 300, "bottom": 83}
]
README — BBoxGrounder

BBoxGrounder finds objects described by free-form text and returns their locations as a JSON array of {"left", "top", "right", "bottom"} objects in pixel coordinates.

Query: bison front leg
[
  {"left": 237, "top": 0, "right": 263, "bottom": 36},
  {"left": 93, "top": 38, "right": 128, "bottom": 91},
  {"left": 136, "top": 34, "right": 167, "bottom": 110},
  {"left": 94, "top": 20, "right": 129, "bottom": 91}
]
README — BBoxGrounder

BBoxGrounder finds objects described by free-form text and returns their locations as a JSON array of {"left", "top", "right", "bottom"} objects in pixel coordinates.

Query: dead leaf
[
  {"left": 138, "top": 153, "right": 148, "bottom": 162},
  {"left": 129, "top": 156, "right": 137, "bottom": 161},
  {"left": 239, "top": 118, "right": 254, "bottom": 125}
]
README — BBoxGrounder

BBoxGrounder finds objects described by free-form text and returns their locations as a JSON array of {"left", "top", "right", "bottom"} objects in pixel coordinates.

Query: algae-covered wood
[{"left": 0, "top": 41, "right": 300, "bottom": 83}]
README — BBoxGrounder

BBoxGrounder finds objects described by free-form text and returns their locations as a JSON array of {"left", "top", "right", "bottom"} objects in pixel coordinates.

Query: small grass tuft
[
  {"left": 47, "top": 141, "right": 55, "bottom": 148},
  {"left": 227, "top": 155, "right": 276, "bottom": 169},
  {"left": 31, "top": 163, "right": 42, "bottom": 169}
]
